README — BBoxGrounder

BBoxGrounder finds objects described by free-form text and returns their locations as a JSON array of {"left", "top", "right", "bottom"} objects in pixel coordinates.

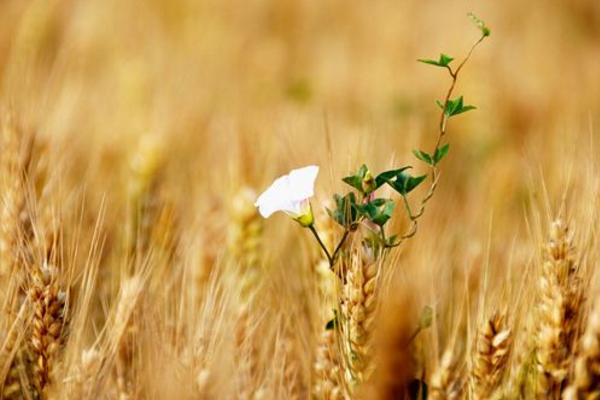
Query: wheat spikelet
[
  {"left": 1, "top": 312, "right": 35, "bottom": 400},
  {"left": 62, "top": 347, "right": 102, "bottom": 399},
  {"left": 430, "top": 349, "right": 465, "bottom": 400},
  {"left": 127, "top": 136, "right": 165, "bottom": 257},
  {"left": 534, "top": 219, "right": 583, "bottom": 397},
  {"left": 563, "top": 300, "right": 600, "bottom": 400},
  {"left": 227, "top": 187, "right": 263, "bottom": 293},
  {"left": 312, "top": 329, "right": 346, "bottom": 400},
  {"left": 280, "top": 334, "right": 304, "bottom": 400},
  {"left": 28, "top": 261, "right": 66, "bottom": 398},
  {"left": 0, "top": 114, "right": 30, "bottom": 277},
  {"left": 471, "top": 312, "right": 512, "bottom": 399},
  {"left": 109, "top": 276, "right": 144, "bottom": 400},
  {"left": 227, "top": 187, "right": 264, "bottom": 398},
  {"left": 341, "top": 245, "right": 378, "bottom": 386}
]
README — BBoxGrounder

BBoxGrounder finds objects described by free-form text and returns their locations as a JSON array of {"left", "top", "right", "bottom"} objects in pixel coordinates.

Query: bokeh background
[{"left": 2, "top": 0, "right": 598, "bottom": 260}]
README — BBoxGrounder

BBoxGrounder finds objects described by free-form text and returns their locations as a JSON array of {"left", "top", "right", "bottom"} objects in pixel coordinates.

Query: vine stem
[
  {"left": 308, "top": 225, "right": 351, "bottom": 273},
  {"left": 394, "top": 33, "right": 488, "bottom": 248},
  {"left": 308, "top": 224, "right": 333, "bottom": 265}
]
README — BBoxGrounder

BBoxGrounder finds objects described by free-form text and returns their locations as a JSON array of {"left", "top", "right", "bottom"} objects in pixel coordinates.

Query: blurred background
[
  {"left": 1, "top": 0, "right": 599, "bottom": 275},
  {"left": 0, "top": 0, "right": 598, "bottom": 263}
]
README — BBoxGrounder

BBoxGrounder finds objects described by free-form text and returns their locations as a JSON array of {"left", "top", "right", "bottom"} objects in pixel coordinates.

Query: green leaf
[
  {"left": 417, "top": 53, "right": 454, "bottom": 67},
  {"left": 357, "top": 164, "right": 368, "bottom": 178},
  {"left": 366, "top": 199, "right": 395, "bottom": 226},
  {"left": 341, "top": 175, "right": 363, "bottom": 192},
  {"left": 325, "top": 314, "right": 338, "bottom": 330},
  {"left": 342, "top": 164, "right": 372, "bottom": 193},
  {"left": 386, "top": 234, "right": 399, "bottom": 247},
  {"left": 468, "top": 12, "right": 491, "bottom": 37},
  {"left": 419, "top": 305, "right": 433, "bottom": 329},
  {"left": 433, "top": 143, "right": 450, "bottom": 165},
  {"left": 375, "top": 167, "right": 411, "bottom": 189},
  {"left": 378, "top": 168, "right": 427, "bottom": 195},
  {"left": 403, "top": 174, "right": 427, "bottom": 194},
  {"left": 370, "top": 198, "right": 387, "bottom": 207},
  {"left": 328, "top": 192, "right": 361, "bottom": 228},
  {"left": 444, "top": 96, "right": 476, "bottom": 117},
  {"left": 413, "top": 149, "right": 433, "bottom": 165}
]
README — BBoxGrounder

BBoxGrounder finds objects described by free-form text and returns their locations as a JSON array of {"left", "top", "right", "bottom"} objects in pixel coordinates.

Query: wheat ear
[
  {"left": 563, "top": 299, "right": 600, "bottom": 399},
  {"left": 534, "top": 219, "right": 583, "bottom": 397},
  {"left": 29, "top": 262, "right": 66, "bottom": 397},
  {"left": 430, "top": 349, "right": 465, "bottom": 400},
  {"left": 471, "top": 312, "right": 512, "bottom": 399},
  {"left": 341, "top": 245, "right": 378, "bottom": 387},
  {"left": 312, "top": 330, "right": 346, "bottom": 400}
]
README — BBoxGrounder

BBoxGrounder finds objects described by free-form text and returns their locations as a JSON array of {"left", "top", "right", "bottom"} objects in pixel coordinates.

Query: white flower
[{"left": 254, "top": 165, "right": 319, "bottom": 226}]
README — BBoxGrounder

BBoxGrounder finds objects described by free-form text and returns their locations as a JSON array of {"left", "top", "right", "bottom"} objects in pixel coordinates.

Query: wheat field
[{"left": 0, "top": 1, "right": 599, "bottom": 399}]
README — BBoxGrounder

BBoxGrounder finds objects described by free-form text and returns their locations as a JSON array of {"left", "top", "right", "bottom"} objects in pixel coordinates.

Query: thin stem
[
  {"left": 398, "top": 33, "right": 487, "bottom": 243},
  {"left": 330, "top": 230, "right": 350, "bottom": 267},
  {"left": 379, "top": 225, "right": 386, "bottom": 245},
  {"left": 308, "top": 225, "right": 332, "bottom": 265}
]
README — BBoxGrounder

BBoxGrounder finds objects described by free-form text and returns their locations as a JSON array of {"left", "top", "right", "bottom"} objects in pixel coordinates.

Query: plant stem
[
  {"left": 330, "top": 230, "right": 350, "bottom": 267},
  {"left": 396, "top": 33, "right": 487, "bottom": 247},
  {"left": 308, "top": 224, "right": 332, "bottom": 265}
]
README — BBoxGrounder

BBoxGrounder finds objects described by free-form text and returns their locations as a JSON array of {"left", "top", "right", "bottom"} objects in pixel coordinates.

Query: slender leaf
[
  {"left": 413, "top": 149, "right": 433, "bottom": 165},
  {"left": 433, "top": 143, "right": 450, "bottom": 164},
  {"left": 417, "top": 53, "right": 454, "bottom": 67},
  {"left": 375, "top": 166, "right": 411, "bottom": 189}
]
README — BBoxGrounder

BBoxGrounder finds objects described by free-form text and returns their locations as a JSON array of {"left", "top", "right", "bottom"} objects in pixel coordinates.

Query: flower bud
[{"left": 362, "top": 169, "right": 376, "bottom": 194}]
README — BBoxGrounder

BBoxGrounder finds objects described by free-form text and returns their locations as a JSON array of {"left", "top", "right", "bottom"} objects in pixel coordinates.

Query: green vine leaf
[
  {"left": 327, "top": 192, "right": 361, "bottom": 229},
  {"left": 419, "top": 305, "right": 434, "bottom": 329},
  {"left": 358, "top": 199, "right": 395, "bottom": 226},
  {"left": 325, "top": 313, "right": 338, "bottom": 330},
  {"left": 378, "top": 168, "right": 427, "bottom": 195},
  {"left": 417, "top": 53, "right": 454, "bottom": 68},
  {"left": 468, "top": 12, "right": 491, "bottom": 37},
  {"left": 375, "top": 166, "right": 411, "bottom": 190},
  {"left": 442, "top": 96, "right": 476, "bottom": 117},
  {"left": 342, "top": 164, "right": 375, "bottom": 193},
  {"left": 433, "top": 143, "right": 450, "bottom": 164},
  {"left": 413, "top": 149, "right": 433, "bottom": 165}
]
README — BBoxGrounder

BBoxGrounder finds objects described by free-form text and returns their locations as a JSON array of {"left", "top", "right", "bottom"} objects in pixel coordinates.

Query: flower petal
[
  {"left": 254, "top": 165, "right": 319, "bottom": 219},
  {"left": 254, "top": 174, "right": 292, "bottom": 218},
  {"left": 287, "top": 165, "right": 319, "bottom": 201}
]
